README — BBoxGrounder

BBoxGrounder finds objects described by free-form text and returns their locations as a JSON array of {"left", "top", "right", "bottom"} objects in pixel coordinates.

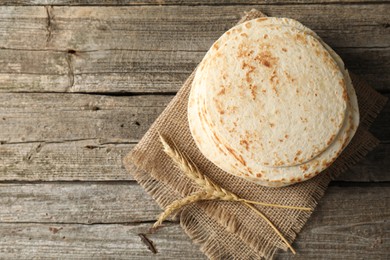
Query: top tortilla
[{"left": 188, "top": 17, "right": 359, "bottom": 187}]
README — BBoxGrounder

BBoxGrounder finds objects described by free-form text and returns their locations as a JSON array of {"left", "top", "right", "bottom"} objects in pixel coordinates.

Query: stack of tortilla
[{"left": 188, "top": 17, "right": 359, "bottom": 187}]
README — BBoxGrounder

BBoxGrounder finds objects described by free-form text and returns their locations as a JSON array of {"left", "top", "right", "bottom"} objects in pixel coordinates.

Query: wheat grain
[{"left": 156, "top": 133, "right": 312, "bottom": 254}]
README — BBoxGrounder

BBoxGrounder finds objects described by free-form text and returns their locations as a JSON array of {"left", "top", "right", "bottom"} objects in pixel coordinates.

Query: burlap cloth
[{"left": 123, "top": 9, "right": 388, "bottom": 259}]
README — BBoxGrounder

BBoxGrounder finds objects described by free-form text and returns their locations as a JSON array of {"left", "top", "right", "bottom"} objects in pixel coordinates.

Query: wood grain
[
  {"left": 1, "top": 0, "right": 386, "bottom": 5},
  {"left": 0, "top": 184, "right": 387, "bottom": 259},
  {"left": 0, "top": 93, "right": 388, "bottom": 181},
  {"left": 0, "top": 222, "right": 206, "bottom": 259},
  {"left": 0, "top": 182, "right": 160, "bottom": 223},
  {"left": 1, "top": 48, "right": 388, "bottom": 93},
  {"left": 0, "top": 5, "right": 389, "bottom": 93},
  {"left": 0, "top": 139, "right": 389, "bottom": 182}
]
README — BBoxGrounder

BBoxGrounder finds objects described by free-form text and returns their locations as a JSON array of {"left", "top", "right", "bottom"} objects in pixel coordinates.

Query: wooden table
[{"left": 0, "top": 1, "right": 389, "bottom": 259}]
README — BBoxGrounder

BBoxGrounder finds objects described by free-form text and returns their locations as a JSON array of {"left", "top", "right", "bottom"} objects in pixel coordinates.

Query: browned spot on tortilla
[
  {"left": 249, "top": 84, "right": 257, "bottom": 100},
  {"left": 214, "top": 98, "right": 225, "bottom": 115},
  {"left": 284, "top": 71, "right": 296, "bottom": 83},
  {"left": 296, "top": 150, "right": 302, "bottom": 156},
  {"left": 233, "top": 121, "right": 238, "bottom": 127},
  {"left": 322, "top": 160, "right": 331, "bottom": 167},
  {"left": 298, "top": 56, "right": 302, "bottom": 60},
  {"left": 315, "top": 49, "right": 321, "bottom": 57},
  {"left": 261, "top": 89, "right": 267, "bottom": 94},
  {"left": 340, "top": 80, "right": 348, "bottom": 101},
  {"left": 327, "top": 134, "right": 336, "bottom": 145},
  {"left": 279, "top": 139, "right": 283, "bottom": 142},
  {"left": 269, "top": 123, "right": 275, "bottom": 128},
  {"left": 330, "top": 118, "right": 335, "bottom": 122},
  {"left": 300, "top": 117, "right": 308, "bottom": 123},
  {"left": 296, "top": 89, "right": 300, "bottom": 94},
  {"left": 300, "top": 165, "right": 308, "bottom": 171},
  {"left": 290, "top": 177, "right": 296, "bottom": 182},
  {"left": 285, "top": 134, "right": 289, "bottom": 139},
  {"left": 241, "top": 32, "right": 248, "bottom": 37},
  {"left": 217, "top": 86, "right": 226, "bottom": 96},
  {"left": 247, "top": 167, "right": 253, "bottom": 174},
  {"left": 254, "top": 50, "right": 278, "bottom": 68},
  {"left": 226, "top": 31, "right": 231, "bottom": 35},
  {"left": 303, "top": 173, "right": 311, "bottom": 178},
  {"left": 237, "top": 43, "right": 254, "bottom": 58},
  {"left": 282, "top": 48, "right": 287, "bottom": 52},
  {"left": 225, "top": 145, "right": 246, "bottom": 166},
  {"left": 212, "top": 132, "right": 221, "bottom": 143},
  {"left": 294, "top": 156, "right": 298, "bottom": 162},
  {"left": 263, "top": 162, "right": 269, "bottom": 166},
  {"left": 245, "top": 22, "right": 252, "bottom": 29},
  {"left": 213, "top": 42, "right": 219, "bottom": 50},
  {"left": 240, "top": 139, "right": 250, "bottom": 151},
  {"left": 242, "top": 61, "right": 256, "bottom": 84},
  {"left": 256, "top": 173, "right": 262, "bottom": 177},
  {"left": 256, "top": 17, "right": 268, "bottom": 22},
  {"left": 295, "top": 33, "right": 307, "bottom": 44}
]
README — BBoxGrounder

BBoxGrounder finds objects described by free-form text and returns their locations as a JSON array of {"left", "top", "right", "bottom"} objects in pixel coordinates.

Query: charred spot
[
  {"left": 282, "top": 48, "right": 287, "bottom": 52},
  {"left": 256, "top": 173, "right": 262, "bottom": 177},
  {"left": 254, "top": 50, "right": 278, "bottom": 69},
  {"left": 285, "top": 134, "right": 289, "bottom": 139},
  {"left": 269, "top": 123, "right": 275, "bottom": 128},
  {"left": 296, "top": 150, "right": 302, "bottom": 156},
  {"left": 213, "top": 42, "right": 219, "bottom": 50},
  {"left": 245, "top": 22, "right": 252, "bottom": 29},
  {"left": 249, "top": 84, "right": 257, "bottom": 100},
  {"left": 300, "top": 165, "right": 308, "bottom": 171},
  {"left": 240, "top": 139, "right": 250, "bottom": 151}
]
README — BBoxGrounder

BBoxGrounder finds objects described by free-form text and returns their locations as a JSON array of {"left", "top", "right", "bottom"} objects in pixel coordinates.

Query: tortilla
[{"left": 188, "top": 17, "right": 359, "bottom": 187}]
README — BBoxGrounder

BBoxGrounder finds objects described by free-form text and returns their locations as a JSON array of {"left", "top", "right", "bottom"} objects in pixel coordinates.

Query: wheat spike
[
  {"left": 153, "top": 191, "right": 214, "bottom": 229},
  {"left": 156, "top": 133, "right": 312, "bottom": 254}
]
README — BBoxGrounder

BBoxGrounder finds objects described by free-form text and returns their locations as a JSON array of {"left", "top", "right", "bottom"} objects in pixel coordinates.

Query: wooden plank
[
  {"left": 1, "top": 47, "right": 387, "bottom": 93},
  {"left": 0, "top": 93, "right": 388, "bottom": 181},
  {"left": 278, "top": 184, "right": 390, "bottom": 259},
  {"left": 0, "top": 141, "right": 135, "bottom": 181},
  {"left": 0, "top": 222, "right": 206, "bottom": 259},
  {"left": 0, "top": 185, "right": 388, "bottom": 258},
  {"left": 1, "top": 0, "right": 385, "bottom": 5},
  {"left": 1, "top": 5, "right": 387, "bottom": 50},
  {"left": 0, "top": 93, "right": 170, "bottom": 143},
  {"left": 0, "top": 182, "right": 161, "bottom": 223},
  {"left": 0, "top": 5, "right": 388, "bottom": 93},
  {"left": 0, "top": 139, "right": 389, "bottom": 182},
  {"left": 0, "top": 92, "right": 388, "bottom": 143}
]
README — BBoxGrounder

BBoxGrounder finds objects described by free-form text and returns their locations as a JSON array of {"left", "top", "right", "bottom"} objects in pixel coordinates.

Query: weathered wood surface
[
  {"left": 0, "top": 223, "right": 207, "bottom": 259},
  {"left": 0, "top": 184, "right": 388, "bottom": 259},
  {"left": 1, "top": 0, "right": 386, "bottom": 5},
  {"left": 0, "top": 93, "right": 388, "bottom": 144},
  {"left": 0, "top": 93, "right": 389, "bottom": 181},
  {"left": 0, "top": 5, "right": 389, "bottom": 93},
  {"left": 0, "top": 2, "right": 389, "bottom": 259}
]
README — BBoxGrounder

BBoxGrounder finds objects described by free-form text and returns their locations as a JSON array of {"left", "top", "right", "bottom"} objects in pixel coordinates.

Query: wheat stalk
[{"left": 155, "top": 133, "right": 313, "bottom": 254}]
